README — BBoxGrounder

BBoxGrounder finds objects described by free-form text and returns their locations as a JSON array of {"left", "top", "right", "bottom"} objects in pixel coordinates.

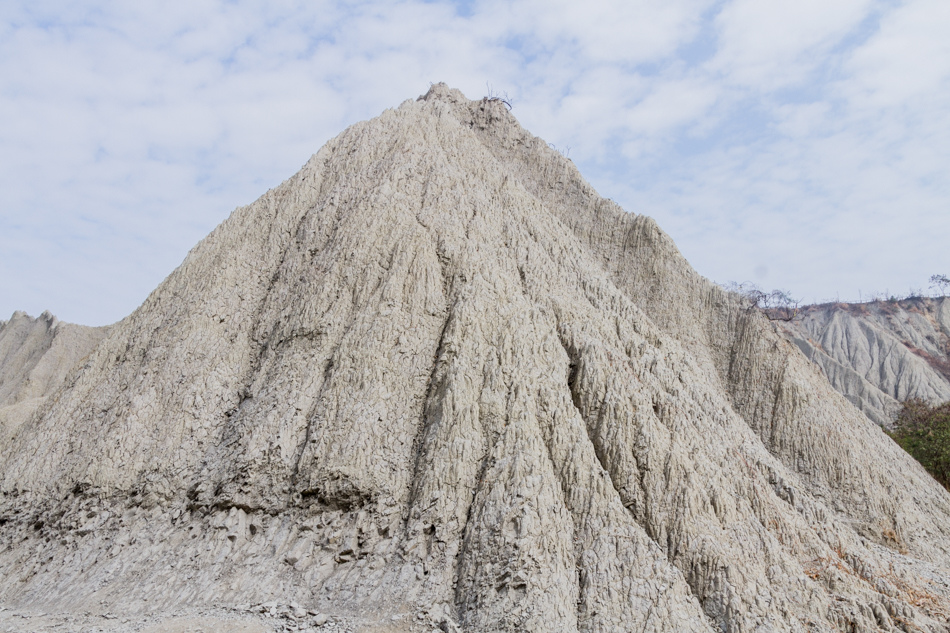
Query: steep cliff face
[
  {"left": 776, "top": 298, "right": 950, "bottom": 426},
  {"left": 1, "top": 85, "right": 950, "bottom": 633},
  {"left": 0, "top": 311, "right": 110, "bottom": 441}
]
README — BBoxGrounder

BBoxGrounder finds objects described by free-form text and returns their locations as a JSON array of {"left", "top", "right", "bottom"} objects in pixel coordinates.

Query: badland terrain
[{"left": 1, "top": 85, "right": 949, "bottom": 632}]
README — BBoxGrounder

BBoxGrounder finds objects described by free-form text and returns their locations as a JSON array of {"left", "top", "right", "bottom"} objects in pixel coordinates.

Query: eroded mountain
[
  {"left": 776, "top": 297, "right": 950, "bottom": 426},
  {"left": 1, "top": 85, "right": 949, "bottom": 632}
]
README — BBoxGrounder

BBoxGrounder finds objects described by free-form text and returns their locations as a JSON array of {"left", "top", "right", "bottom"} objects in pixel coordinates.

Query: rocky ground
[{"left": 0, "top": 601, "right": 459, "bottom": 633}]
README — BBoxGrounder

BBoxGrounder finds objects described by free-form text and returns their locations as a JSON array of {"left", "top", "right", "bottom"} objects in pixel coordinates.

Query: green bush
[{"left": 889, "top": 399, "right": 950, "bottom": 489}]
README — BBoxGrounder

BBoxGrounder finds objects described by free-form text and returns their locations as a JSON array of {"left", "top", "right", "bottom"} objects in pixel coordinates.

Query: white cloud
[
  {"left": 624, "top": 77, "right": 719, "bottom": 136},
  {"left": 0, "top": 0, "right": 948, "bottom": 324},
  {"left": 710, "top": 0, "right": 875, "bottom": 89},
  {"left": 493, "top": 0, "right": 712, "bottom": 65},
  {"left": 844, "top": 0, "right": 950, "bottom": 108}
]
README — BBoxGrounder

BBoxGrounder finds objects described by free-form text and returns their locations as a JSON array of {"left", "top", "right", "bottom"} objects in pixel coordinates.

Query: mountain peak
[
  {"left": 419, "top": 81, "right": 469, "bottom": 104},
  {"left": 2, "top": 87, "right": 950, "bottom": 632}
]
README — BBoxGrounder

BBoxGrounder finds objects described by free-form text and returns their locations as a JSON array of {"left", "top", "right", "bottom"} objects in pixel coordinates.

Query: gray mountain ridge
[
  {"left": 774, "top": 297, "right": 950, "bottom": 427},
  {"left": 0, "top": 310, "right": 110, "bottom": 444},
  {"left": 1, "top": 84, "right": 950, "bottom": 632}
]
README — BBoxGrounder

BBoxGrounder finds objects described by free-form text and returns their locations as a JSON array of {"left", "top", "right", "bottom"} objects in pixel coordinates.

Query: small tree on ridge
[
  {"left": 723, "top": 281, "right": 801, "bottom": 321},
  {"left": 931, "top": 274, "right": 950, "bottom": 297}
]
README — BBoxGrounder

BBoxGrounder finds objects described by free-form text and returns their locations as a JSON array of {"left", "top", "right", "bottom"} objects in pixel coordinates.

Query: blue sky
[{"left": 2, "top": 0, "right": 949, "bottom": 326}]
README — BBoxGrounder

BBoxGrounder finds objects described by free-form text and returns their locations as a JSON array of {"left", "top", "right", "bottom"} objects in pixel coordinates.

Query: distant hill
[
  {"left": 0, "top": 311, "right": 110, "bottom": 441},
  {"left": 775, "top": 297, "right": 950, "bottom": 426}
]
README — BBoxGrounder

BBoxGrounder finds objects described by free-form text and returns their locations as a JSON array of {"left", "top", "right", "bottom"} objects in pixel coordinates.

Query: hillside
[
  {"left": 0, "top": 310, "right": 110, "bottom": 441},
  {"left": 1, "top": 85, "right": 950, "bottom": 632},
  {"left": 776, "top": 297, "right": 950, "bottom": 426}
]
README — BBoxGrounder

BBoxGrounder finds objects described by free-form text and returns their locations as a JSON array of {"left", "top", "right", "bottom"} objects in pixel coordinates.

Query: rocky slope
[
  {"left": 2, "top": 85, "right": 950, "bottom": 632},
  {"left": 0, "top": 310, "right": 110, "bottom": 441},
  {"left": 776, "top": 298, "right": 950, "bottom": 426}
]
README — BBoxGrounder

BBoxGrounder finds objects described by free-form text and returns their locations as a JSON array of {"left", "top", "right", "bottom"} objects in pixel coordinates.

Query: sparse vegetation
[
  {"left": 484, "top": 82, "right": 513, "bottom": 110},
  {"left": 548, "top": 142, "right": 571, "bottom": 158},
  {"left": 931, "top": 274, "right": 950, "bottom": 296},
  {"left": 722, "top": 281, "right": 801, "bottom": 321},
  {"left": 889, "top": 399, "right": 950, "bottom": 490}
]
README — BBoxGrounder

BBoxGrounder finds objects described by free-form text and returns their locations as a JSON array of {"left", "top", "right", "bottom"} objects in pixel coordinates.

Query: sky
[{"left": 1, "top": 0, "right": 948, "bottom": 326}]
